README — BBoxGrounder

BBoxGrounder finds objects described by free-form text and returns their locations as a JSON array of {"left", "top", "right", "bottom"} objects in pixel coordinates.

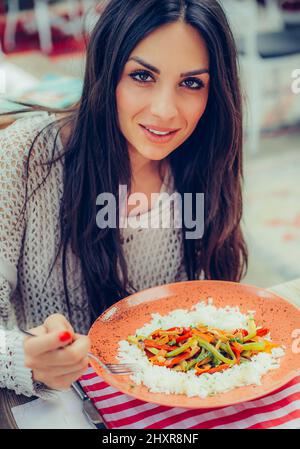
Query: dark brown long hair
[{"left": 5, "top": 0, "right": 248, "bottom": 323}]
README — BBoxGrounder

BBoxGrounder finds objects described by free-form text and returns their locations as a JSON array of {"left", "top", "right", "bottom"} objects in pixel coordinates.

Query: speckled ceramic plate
[{"left": 88, "top": 280, "right": 300, "bottom": 409}]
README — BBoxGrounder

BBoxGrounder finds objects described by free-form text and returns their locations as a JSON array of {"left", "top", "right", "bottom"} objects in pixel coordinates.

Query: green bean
[
  {"left": 165, "top": 337, "right": 197, "bottom": 358},
  {"left": 243, "top": 317, "right": 257, "bottom": 342},
  {"left": 147, "top": 347, "right": 159, "bottom": 355},
  {"left": 195, "top": 337, "right": 236, "bottom": 365},
  {"left": 185, "top": 349, "right": 210, "bottom": 371},
  {"left": 240, "top": 341, "right": 265, "bottom": 351}
]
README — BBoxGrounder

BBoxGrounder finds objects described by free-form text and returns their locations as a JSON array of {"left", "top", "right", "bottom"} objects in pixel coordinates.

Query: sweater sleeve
[
  {"left": 0, "top": 117, "right": 53, "bottom": 397},
  {"left": 0, "top": 309, "right": 38, "bottom": 396}
]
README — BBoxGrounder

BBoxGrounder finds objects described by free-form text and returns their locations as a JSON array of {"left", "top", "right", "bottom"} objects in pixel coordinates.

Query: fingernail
[{"left": 59, "top": 331, "right": 72, "bottom": 342}]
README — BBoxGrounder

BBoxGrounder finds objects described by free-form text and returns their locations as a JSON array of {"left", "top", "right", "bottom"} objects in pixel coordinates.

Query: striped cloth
[{"left": 79, "top": 368, "right": 300, "bottom": 429}]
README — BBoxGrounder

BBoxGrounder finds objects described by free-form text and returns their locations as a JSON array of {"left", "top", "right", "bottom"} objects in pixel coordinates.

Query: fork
[{"left": 20, "top": 328, "right": 138, "bottom": 375}]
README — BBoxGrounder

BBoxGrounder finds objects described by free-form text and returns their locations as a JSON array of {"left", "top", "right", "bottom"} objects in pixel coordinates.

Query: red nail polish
[{"left": 59, "top": 331, "right": 72, "bottom": 342}]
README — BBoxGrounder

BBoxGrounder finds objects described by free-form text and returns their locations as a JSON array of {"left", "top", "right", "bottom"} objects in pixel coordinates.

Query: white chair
[
  {"left": 33, "top": 0, "right": 53, "bottom": 53},
  {"left": 221, "top": 0, "right": 281, "bottom": 153},
  {"left": 3, "top": 0, "right": 99, "bottom": 54},
  {"left": 221, "top": 0, "right": 300, "bottom": 154},
  {"left": 63, "top": 0, "right": 101, "bottom": 37},
  {"left": 4, "top": 0, "right": 54, "bottom": 53}
]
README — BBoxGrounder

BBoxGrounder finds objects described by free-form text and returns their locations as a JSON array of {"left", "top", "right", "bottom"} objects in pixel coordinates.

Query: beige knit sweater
[{"left": 0, "top": 112, "right": 189, "bottom": 397}]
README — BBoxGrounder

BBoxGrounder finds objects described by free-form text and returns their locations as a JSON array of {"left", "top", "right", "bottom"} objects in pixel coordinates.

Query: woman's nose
[{"left": 149, "top": 87, "right": 178, "bottom": 121}]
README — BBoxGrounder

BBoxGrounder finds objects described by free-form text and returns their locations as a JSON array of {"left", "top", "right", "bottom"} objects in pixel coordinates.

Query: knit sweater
[{"left": 0, "top": 112, "right": 189, "bottom": 397}]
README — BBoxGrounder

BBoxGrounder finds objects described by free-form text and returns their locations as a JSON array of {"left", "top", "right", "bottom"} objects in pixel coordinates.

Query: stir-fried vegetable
[{"left": 127, "top": 320, "right": 278, "bottom": 376}]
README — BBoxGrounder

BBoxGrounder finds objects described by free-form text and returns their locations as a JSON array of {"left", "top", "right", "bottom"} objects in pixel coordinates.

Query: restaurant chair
[
  {"left": 221, "top": 0, "right": 300, "bottom": 154},
  {"left": 3, "top": 0, "right": 97, "bottom": 54}
]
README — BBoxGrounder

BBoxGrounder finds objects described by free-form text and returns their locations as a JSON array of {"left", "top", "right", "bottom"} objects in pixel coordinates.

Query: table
[
  {"left": 1, "top": 278, "right": 300, "bottom": 429},
  {"left": 0, "top": 114, "right": 20, "bottom": 130}
]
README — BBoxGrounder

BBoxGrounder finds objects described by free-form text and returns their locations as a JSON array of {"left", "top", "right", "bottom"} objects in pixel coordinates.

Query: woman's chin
[{"left": 136, "top": 145, "right": 175, "bottom": 161}]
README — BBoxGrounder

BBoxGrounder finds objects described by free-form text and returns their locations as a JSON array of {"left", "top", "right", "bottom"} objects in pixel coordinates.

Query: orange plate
[{"left": 88, "top": 280, "right": 300, "bottom": 409}]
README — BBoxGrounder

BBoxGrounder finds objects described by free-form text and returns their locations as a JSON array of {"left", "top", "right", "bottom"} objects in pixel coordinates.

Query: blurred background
[{"left": 0, "top": 0, "right": 299, "bottom": 288}]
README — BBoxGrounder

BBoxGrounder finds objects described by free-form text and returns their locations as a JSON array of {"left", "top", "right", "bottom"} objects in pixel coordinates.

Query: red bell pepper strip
[
  {"left": 176, "top": 331, "right": 192, "bottom": 343},
  {"left": 145, "top": 348, "right": 155, "bottom": 358},
  {"left": 230, "top": 345, "right": 241, "bottom": 364},
  {"left": 233, "top": 328, "right": 248, "bottom": 337},
  {"left": 231, "top": 341, "right": 244, "bottom": 352},
  {"left": 165, "top": 327, "right": 184, "bottom": 333},
  {"left": 256, "top": 328, "right": 269, "bottom": 337},
  {"left": 165, "top": 351, "right": 192, "bottom": 368}
]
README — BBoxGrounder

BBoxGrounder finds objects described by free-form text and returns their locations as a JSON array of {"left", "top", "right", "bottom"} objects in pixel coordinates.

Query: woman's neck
[
  {"left": 130, "top": 155, "right": 167, "bottom": 194},
  {"left": 130, "top": 146, "right": 167, "bottom": 182},
  {"left": 127, "top": 151, "right": 169, "bottom": 215}
]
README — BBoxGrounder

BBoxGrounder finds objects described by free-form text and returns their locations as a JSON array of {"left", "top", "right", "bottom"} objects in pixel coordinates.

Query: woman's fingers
[
  {"left": 23, "top": 314, "right": 90, "bottom": 389},
  {"left": 28, "top": 334, "right": 91, "bottom": 367},
  {"left": 44, "top": 313, "right": 74, "bottom": 335},
  {"left": 24, "top": 329, "right": 73, "bottom": 359},
  {"left": 27, "top": 324, "right": 47, "bottom": 336},
  {"left": 24, "top": 314, "right": 76, "bottom": 358},
  {"left": 31, "top": 356, "right": 89, "bottom": 377},
  {"left": 54, "top": 334, "right": 91, "bottom": 364}
]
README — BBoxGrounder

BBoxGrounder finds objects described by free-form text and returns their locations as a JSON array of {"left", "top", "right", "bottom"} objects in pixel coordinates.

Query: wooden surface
[
  {"left": 0, "top": 388, "right": 36, "bottom": 429},
  {"left": 0, "top": 114, "right": 18, "bottom": 130},
  {"left": 0, "top": 278, "right": 299, "bottom": 429}
]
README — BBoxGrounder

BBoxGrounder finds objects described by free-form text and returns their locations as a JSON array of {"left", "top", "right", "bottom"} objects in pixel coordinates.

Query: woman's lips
[{"left": 139, "top": 125, "right": 179, "bottom": 143}]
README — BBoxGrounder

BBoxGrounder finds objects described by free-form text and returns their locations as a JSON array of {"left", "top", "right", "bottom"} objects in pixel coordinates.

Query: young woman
[{"left": 0, "top": 0, "right": 247, "bottom": 397}]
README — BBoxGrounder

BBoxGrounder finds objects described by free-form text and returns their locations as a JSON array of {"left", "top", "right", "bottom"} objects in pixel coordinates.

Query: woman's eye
[
  {"left": 182, "top": 78, "right": 205, "bottom": 90},
  {"left": 129, "top": 71, "right": 205, "bottom": 90},
  {"left": 129, "top": 70, "right": 153, "bottom": 83}
]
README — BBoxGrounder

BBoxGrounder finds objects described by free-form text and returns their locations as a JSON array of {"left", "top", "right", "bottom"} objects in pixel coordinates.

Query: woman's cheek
[
  {"left": 117, "top": 84, "right": 133, "bottom": 115},
  {"left": 117, "top": 80, "right": 147, "bottom": 114}
]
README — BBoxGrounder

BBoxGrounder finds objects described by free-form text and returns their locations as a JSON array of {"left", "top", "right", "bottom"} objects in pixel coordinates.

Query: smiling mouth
[
  {"left": 140, "top": 125, "right": 179, "bottom": 136},
  {"left": 139, "top": 124, "right": 180, "bottom": 144}
]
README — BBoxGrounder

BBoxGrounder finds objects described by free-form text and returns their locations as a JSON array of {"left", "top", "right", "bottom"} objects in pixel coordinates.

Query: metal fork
[{"left": 20, "top": 328, "right": 138, "bottom": 375}]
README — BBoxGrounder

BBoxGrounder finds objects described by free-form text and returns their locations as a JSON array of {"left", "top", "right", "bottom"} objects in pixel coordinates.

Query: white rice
[{"left": 117, "top": 300, "right": 285, "bottom": 398}]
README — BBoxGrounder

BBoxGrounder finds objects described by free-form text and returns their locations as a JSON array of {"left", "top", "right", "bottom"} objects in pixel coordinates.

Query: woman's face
[{"left": 116, "top": 21, "right": 210, "bottom": 164}]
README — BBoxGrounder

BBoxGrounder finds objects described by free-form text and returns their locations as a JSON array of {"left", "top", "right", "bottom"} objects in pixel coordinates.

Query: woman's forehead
[{"left": 127, "top": 22, "right": 210, "bottom": 70}]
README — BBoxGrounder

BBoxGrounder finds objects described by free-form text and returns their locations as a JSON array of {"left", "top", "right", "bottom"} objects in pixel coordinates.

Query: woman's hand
[{"left": 23, "top": 313, "right": 90, "bottom": 390}]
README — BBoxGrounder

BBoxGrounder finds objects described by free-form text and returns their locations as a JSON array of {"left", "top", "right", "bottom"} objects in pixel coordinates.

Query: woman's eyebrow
[{"left": 128, "top": 56, "right": 209, "bottom": 77}]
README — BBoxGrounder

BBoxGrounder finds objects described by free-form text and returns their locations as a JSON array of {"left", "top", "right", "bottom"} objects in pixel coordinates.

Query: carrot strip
[
  {"left": 195, "top": 364, "right": 230, "bottom": 376},
  {"left": 191, "top": 329, "right": 214, "bottom": 342},
  {"left": 144, "top": 339, "right": 179, "bottom": 351}
]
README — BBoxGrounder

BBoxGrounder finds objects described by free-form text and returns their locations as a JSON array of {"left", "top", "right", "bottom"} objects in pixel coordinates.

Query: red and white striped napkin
[{"left": 79, "top": 368, "right": 300, "bottom": 429}]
